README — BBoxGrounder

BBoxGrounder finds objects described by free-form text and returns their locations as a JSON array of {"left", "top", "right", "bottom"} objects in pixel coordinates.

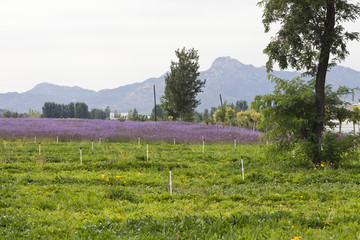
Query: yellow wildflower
[
  {"left": 106, "top": 177, "right": 110, "bottom": 181},
  {"left": 101, "top": 174, "right": 105, "bottom": 179}
]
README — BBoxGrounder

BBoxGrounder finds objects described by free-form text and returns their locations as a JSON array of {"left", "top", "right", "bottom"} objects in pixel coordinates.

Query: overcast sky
[{"left": 1, "top": 0, "right": 359, "bottom": 93}]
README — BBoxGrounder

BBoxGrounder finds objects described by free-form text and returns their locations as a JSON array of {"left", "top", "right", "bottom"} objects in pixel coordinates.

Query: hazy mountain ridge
[{"left": 1, "top": 57, "right": 359, "bottom": 114}]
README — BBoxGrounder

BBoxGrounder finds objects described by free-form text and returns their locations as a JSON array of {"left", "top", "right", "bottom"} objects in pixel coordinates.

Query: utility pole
[
  {"left": 153, "top": 85, "right": 157, "bottom": 121},
  {"left": 219, "top": 94, "right": 223, "bottom": 106}
]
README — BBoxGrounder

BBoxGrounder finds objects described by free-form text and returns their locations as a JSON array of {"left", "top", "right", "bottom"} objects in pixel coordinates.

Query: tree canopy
[
  {"left": 253, "top": 76, "right": 357, "bottom": 163},
  {"left": 161, "top": 47, "right": 206, "bottom": 122},
  {"left": 258, "top": 0, "right": 360, "bottom": 163}
]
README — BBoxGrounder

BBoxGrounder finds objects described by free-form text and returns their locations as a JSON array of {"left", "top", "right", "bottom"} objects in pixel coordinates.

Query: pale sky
[{"left": 0, "top": 0, "right": 359, "bottom": 93}]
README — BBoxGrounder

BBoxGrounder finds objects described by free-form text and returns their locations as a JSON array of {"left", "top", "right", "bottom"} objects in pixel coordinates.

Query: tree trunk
[
  {"left": 339, "top": 121, "right": 342, "bottom": 134},
  {"left": 313, "top": 1, "right": 335, "bottom": 164},
  {"left": 353, "top": 122, "right": 356, "bottom": 134}
]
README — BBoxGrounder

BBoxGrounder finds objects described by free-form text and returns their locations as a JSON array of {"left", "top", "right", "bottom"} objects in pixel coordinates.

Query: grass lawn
[{"left": 1, "top": 138, "right": 360, "bottom": 239}]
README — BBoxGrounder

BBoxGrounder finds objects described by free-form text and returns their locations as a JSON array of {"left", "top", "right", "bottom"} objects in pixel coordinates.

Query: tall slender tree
[
  {"left": 161, "top": 47, "right": 206, "bottom": 122},
  {"left": 258, "top": 0, "right": 360, "bottom": 163}
]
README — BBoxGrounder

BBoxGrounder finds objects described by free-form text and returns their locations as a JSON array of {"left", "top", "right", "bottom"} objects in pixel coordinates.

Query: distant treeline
[{"left": 42, "top": 102, "right": 110, "bottom": 119}]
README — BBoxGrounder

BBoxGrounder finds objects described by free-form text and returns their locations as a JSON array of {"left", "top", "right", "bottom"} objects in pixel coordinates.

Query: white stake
[
  {"left": 138, "top": 136, "right": 140, "bottom": 148},
  {"left": 80, "top": 147, "right": 83, "bottom": 165},
  {"left": 174, "top": 137, "right": 176, "bottom": 145},
  {"left": 146, "top": 142, "right": 149, "bottom": 161},
  {"left": 3, "top": 139, "right": 6, "bottom": 148},
  {"left": 39, "top": 142, "right": 41, "bottom": 155},
  {"left": 99, "top": 137, "right": 101, "bottom": 144},
  {"left": 91, "top": 140, "right": 94, "bottom": 151},
  {"left": 202, "top": 139, "right": 205, "bottom": 153},
  {"left": 241, "top": 156, "right": 244, "bottom": 181},
  {"left": 169, "top": 167, "right": 173, "bottom": 195},
  {"left": 34, "top": 137, "right": 36, "bottom": 143},
  {"left": 57, "top": 136, "right": 59, "bottom": 144},
  {"left": 234, "top": 138, "right": 237, "bottom": 149}
]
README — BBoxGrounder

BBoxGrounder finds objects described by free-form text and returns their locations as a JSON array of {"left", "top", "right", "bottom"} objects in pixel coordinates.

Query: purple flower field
[{"left": 0, "top": 118, "right": 261, "bottom": 143}]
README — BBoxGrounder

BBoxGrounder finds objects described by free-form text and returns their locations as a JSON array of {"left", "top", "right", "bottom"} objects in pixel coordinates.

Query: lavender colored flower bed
[{"left": 0, "top": 118, "right": 261, "bottom": 143}]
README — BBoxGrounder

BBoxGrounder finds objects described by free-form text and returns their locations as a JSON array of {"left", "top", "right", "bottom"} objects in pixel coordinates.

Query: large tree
[
  {"left": 258, "top": 0, "right": 360, "bottom": 163},
  {"left": 161, "top": 47, "right": 206, "bottom": 122}
]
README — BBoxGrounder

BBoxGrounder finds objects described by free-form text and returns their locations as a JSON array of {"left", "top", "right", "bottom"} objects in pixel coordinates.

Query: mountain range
[{"left": 1, "top": 57, "right": 359, "bottom": 114}]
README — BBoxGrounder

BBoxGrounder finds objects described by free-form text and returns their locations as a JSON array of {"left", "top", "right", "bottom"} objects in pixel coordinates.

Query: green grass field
[{"left": 1, "top": 139, "right": 360, "bottom": 239}]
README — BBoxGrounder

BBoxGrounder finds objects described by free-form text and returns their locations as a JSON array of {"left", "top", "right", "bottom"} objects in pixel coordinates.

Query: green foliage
[
  {"left": 237, "top": 109, "right": 263, "bottom": 130},
  {"left": 42, "top": 102, "right": 109, "bottom": 119},
  {"left": 161, "top": 47, "right": 206, "bottom": 122},
  {"left": 321, "top": 132, "right": 359, "bottom": 165},
  {"left": 253, "top": 75, "right": 357, "bottom": 162},
  {"left": 258, "top": 0, "right": 360, "bottom": 75},
  {"left": 128, "top": 108, "right": 138, "bottom": 121},
  {"left": 258, "top": 0, "right": 360, "bottom": 163},
  {"left": 333, "top": 106, "right": 351, "bottom": 133},
  {"left": 213, "top": 104, "right": 226, "bottom": 124},
  {"left": 150, "top": 104, "right": 164, "bottom": 121},
  {"left": 90, "top": 108, "right": 107, "bottom": 120},
  {"left": 349, "top": 106, "right": 360, "bottom": 132}
]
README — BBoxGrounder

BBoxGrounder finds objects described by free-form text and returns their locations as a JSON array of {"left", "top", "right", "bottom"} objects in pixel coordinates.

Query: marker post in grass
[
  {"left": 39, "top": 142, "right": 41, "bottom": 155},
  {"left": 99, "top": 136, "right": 102, "bottom": 144},
  {"left": 169, "top": 166, "right": 173, "bottom": 195},
  {"left": 91, "top": 140, "right": 94, "bottom": 151},
  {"left": 241, "top": 155, "right": 244, "bottom": 181},
  {"left": 34, "top": 137, "right": 36, "bottom": 143},
  {"left": 146, "top": 141, "right": 149, "bottom": 161},
  {"left": 138, "top": 136, "right": 140, "bottom": 148},
  {"left": 80, "top": 147, "right": 83, "bottom": 165},
  {"left": 174, "top": 137, "right": 176, "bottom": 145},
  {"left": 3, "top": 138, "right": 6, "bottom": 148},
  {"left": 56, "top": 136, "right": 59, "bottom": 144},
  {"left": 202, "top": 136, "right": 205, "bottom": 153},
  {"left": 234, "top": 138, "right": 237, "bottom": 150}
]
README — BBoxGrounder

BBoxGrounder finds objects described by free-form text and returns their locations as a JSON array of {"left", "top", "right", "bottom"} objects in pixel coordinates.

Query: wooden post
[{"left": 153, "top": 85, "right": 157, "bottom": 121}]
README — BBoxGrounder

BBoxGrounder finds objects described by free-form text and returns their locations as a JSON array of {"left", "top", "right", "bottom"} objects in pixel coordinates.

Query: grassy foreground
[{"left": 1, "top": 139, "right": 360, "bottom": 239}]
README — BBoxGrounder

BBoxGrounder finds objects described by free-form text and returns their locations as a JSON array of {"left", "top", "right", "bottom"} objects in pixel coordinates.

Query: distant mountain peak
[{"left": 209, "top": 57, "right": 256, "bottom": 72}]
